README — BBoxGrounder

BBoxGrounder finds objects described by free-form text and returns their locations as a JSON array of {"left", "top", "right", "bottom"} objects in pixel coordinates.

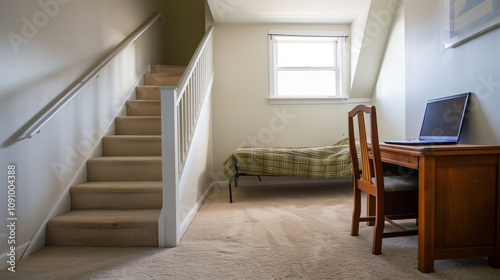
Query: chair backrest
[{"left": 348, "top": 105, "right": 384, "bottom": 193}]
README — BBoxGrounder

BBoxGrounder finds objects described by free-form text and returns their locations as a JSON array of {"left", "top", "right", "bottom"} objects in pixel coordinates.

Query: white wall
[
  {"left": 404, "top": 0, "right": 500, "bottom": 144},
  {"left": 373, "top": 2, "right": 406, "bottom": 141},
  {"left": 0, "top": 0, "right": 166, "bottom": 261},
  {"left": 211, "top": 23, "right": 355, "bottom": 177}
]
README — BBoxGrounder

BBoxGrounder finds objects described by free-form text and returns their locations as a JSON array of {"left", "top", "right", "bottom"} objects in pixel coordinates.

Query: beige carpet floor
[{"left": 2, "top": 179, "right": 499, "bottom": 279}]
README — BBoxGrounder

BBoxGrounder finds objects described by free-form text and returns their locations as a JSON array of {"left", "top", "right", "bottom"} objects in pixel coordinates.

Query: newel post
[{"left": 158, "top": 86, "right": 179, "bottom": 247}]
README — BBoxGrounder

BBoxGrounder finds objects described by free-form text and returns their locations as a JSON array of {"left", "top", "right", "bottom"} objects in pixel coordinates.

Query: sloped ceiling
[
  {"left": 206, "top": 0, "right": 400, "bottom": 99},
  {"left": 207, "top": 0, "right": 371, "bottom": 24},
  {"left": 350, "top": 0, "right": 400, "bottom": 98}
]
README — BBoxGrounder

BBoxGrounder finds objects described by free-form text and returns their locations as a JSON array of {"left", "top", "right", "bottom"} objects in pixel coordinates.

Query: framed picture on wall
[{"left": 442, "top": 0, "right": 500, "bottom": 48}]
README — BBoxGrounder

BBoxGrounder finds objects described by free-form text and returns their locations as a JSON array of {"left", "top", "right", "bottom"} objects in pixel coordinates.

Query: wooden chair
[{"left": 348, "top": 105, "right": 418, "bottom": 255}]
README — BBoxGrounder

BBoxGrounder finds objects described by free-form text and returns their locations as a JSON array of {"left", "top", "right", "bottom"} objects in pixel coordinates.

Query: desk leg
[
  {"left": 418, "top": 157, "right": 435, "bottom": 273},
  {"left": 488, "top": 256, "right": 500, "bottom": 268},
  {"left": 489, "top": 154, "right": 500, "bottom": 268}
]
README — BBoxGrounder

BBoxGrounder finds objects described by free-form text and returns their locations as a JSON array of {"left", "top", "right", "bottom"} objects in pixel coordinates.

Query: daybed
[{"left": 222, "top": 139, "right": 354, "bottom": 202}]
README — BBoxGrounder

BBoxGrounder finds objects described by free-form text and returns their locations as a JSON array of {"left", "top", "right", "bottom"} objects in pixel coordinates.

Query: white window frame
[{"left": 268, "top": 30, "right": 349, "bottom": 104}]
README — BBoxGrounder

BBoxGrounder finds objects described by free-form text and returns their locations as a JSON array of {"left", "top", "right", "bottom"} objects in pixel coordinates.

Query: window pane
[
  {"left": 277, "top": 41, "right": 335, "bottom": 67},
  {"left": 277, "top": 71, "right": 336, "bottom": 96}
]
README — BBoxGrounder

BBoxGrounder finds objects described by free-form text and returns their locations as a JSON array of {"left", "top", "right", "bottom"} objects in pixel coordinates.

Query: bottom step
[{"left": 46, "top": 209, "right": 160, "bottom": 247}]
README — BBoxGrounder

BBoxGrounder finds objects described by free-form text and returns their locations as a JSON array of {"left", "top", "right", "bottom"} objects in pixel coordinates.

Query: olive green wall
[{"left": 160, "top": 0, "right": 206, "bottom": 65}]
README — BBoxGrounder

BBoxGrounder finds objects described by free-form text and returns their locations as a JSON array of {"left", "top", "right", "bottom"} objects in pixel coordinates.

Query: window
[{"left": 268, "top": 31, "right": 348, "bottom": 104}]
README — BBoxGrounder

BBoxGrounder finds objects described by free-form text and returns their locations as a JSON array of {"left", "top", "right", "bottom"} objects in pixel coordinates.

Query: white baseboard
[
  {"left": 21, "top": 67, "right": 149, "bottom": 260},
  {"left": 212, "top": 181, "right": 228, "bottom": 188},
  {"left": 178, "top": 183, "right": 215, "bottom": 238}
]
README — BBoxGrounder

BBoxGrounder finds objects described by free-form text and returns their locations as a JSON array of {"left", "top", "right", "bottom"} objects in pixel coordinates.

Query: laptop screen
[{"left": 419, "top": 92, "right": 470, "bottom": 142}]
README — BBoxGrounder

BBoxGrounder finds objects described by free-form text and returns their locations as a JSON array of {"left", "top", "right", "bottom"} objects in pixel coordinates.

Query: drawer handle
[{"left": 406, "top": 158, "right": 410, "bottom": 163}]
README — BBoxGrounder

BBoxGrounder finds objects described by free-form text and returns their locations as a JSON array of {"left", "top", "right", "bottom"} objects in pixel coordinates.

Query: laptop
[{"left": 384, "top": 92, "right": 470, "bottom": 145}]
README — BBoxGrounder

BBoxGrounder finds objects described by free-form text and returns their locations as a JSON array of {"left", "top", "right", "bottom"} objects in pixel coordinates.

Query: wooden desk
[{"left": 377, "top": 143, "right": 500, "bottom": 273}]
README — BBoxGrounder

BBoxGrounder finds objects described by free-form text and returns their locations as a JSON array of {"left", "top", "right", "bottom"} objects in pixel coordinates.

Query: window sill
[{"left": 268, "top": 97, "right": 371, "bottom": 105}]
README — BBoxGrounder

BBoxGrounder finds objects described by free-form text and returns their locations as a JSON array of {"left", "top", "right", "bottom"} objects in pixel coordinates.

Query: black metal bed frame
[{"left": 228, "top": 172, "right": 262, "bottom": 203}]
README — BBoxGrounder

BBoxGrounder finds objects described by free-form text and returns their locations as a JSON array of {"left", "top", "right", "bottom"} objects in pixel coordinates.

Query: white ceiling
[{"left": 207, "top": 0, "right": 372, "bottom": 24}]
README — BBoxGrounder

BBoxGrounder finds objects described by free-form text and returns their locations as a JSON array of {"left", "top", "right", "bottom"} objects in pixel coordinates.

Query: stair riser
[
  {"left": 127, "top": 100, "right": 161, "bottom": 116},
  {"left": 87, "top": 159, "right": 161, "bottom": 181},
  {"left": 144, "top": 74, "right": 182, "bottom": 86},
  {"left": 115, "top": 117, "right": 161, "bottom": 135},
  {"left": 71, "top": 192, "right": 162, "bottom": 210},
  {"left": 102, "top": 137, "right": 161, "bottom": 156},
  {"left": 150, "top": 65, "right": 186, "bottom": 75},
  {"left": 136, "top": 86, "right": 161, "bottom": 100},
  {"left": 46, "top": 226, "right": 158, "bottom": 247}
]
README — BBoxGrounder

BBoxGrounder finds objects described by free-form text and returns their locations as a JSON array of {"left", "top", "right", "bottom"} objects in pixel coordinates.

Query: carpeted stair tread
[
  {"left": 48, "top": 209, "right": 161, "bottom": 227},
  {"left": 71, "top": 182, "right": 162, "bottom": 210},
  {"left": 87, "top": 156, "right": 161, "bottom": 182},
  {"left": 144, "top": 74, "right": 182, "bottom": 86},
  {"left": 136, "top": 86, "right": 161, "bottom": 100},
  {"left": 115, "top": 116, "right": 161, "bottom": 135},
  {"left": 102, "top": 135, "right": 161, "bottom": 156},
  {"left": 126, "top": 100, "right": 161, "bottom": 116},
  {"left": 150, "top": 65, "right": 186, "bottom": 75},
  {"left": 46, "top": 209, "right": 160, "bottom": 247}
]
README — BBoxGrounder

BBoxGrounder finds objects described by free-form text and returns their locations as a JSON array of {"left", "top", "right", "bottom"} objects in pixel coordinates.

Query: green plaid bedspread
[{"left": 223, "top": 139, "right": 353, "bottom": 182}]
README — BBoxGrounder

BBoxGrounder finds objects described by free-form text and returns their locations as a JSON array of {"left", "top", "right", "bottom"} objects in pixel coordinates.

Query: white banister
[
  {"left": 159, "top": 26, "right": 215, "bottom": 247},
  {"left": 159, "top": 86, "right": 179, "bottom": 247}
]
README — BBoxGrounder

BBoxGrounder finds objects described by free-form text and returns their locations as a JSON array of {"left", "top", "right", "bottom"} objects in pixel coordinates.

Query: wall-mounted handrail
[{"left": 19, "top": 13, "right": 164, "bottom": 140}]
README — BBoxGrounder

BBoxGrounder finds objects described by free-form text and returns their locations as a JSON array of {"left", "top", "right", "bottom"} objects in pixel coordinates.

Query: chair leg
[
  {"left": 367, "top": 194, "right": 376, "bottom": 226},
  {"left": 351, "top": 188, "right": 361, "bottom": 236},
  {"left": 372, "top": 202, "right": 384, "bottom": 255},
  {"left": 229, "top": 182, "right": 233, "bottom": 203}
]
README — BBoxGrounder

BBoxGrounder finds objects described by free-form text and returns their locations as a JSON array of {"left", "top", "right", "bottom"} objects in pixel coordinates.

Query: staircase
[{"left": 46, "top": 65, "right": 186, "bottom": 247}]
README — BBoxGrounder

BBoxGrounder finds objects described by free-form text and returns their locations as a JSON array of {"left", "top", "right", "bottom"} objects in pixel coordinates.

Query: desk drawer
[{"left": 380, "top": 151, "right": 418, "bottom": 169}]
